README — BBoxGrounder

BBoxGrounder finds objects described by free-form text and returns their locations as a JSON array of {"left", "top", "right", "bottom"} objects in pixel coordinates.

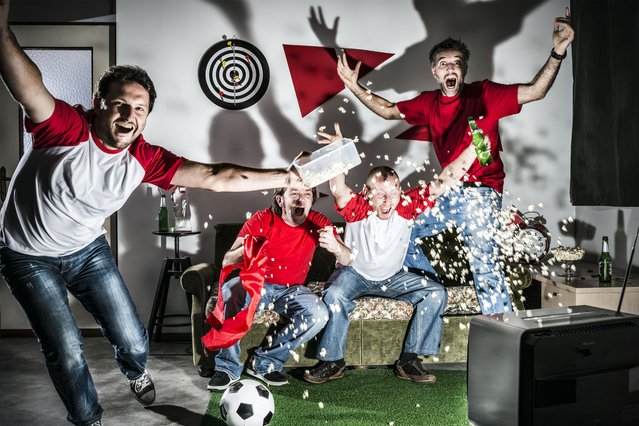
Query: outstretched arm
[
  {"left": 518, "top": 7, "right": 575, "bottom": 104},
  {"left": 171, "top": 160, "right": 300, "bottom": 192},
  {"left": 0, "top": 0, "right": 55, "bottom": 122},
  {"left": 337, "top": 52, "right": 402, "bottom": 120}
]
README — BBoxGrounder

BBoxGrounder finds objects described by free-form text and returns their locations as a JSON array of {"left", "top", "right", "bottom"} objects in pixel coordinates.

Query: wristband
[{"left": 550, "top": 48, "right": 567, "bottom": 60}]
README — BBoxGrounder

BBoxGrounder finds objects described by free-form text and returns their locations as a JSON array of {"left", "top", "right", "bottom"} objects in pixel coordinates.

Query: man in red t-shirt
[
  {"left": 207, "top": 184, "right": 352, "bottom": 390},
  {"left": 334, "top": 9, "right": 574, "bottom": 314}
]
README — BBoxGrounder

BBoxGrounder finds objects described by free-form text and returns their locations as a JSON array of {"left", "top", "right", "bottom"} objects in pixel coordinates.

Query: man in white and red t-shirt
[
  {"left": 304, "top": 124, "right": 478, "bottom": 384},
  {"left": 334, "top": 10, "right": 574, "bottom": 315},
  {"left": 207, "top": 184, "right": 352, "bottom": 391},
  {"left": 0, "top": 1, "right": 303, "bottom": 425}
]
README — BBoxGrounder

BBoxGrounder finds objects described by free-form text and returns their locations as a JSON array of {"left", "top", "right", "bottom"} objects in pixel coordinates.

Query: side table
[
  {"left": 148, "top": 230, "right": 200, "bottom": 341},
  {"left": 533, "top": 262, "right": 639, "bottom": 315}
]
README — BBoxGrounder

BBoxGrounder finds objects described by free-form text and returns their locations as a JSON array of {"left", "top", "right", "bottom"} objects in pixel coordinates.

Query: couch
[{"left": 180, "top": 224, "right": 530, "bottom": 376}]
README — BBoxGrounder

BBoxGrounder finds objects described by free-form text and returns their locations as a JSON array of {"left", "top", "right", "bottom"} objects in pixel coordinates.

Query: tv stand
[{"left": 533, "top": 261, "right": 639, "bottom": 314}]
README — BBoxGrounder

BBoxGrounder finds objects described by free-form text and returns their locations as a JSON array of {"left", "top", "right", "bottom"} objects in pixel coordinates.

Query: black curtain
[{"left": 570, "top": 0, "right": 639, "bottom": 206}]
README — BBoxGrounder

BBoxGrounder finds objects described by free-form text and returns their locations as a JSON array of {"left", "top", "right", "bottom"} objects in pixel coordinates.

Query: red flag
[{"left": 202, "top": 236, "right": 269, "bottom": 352}]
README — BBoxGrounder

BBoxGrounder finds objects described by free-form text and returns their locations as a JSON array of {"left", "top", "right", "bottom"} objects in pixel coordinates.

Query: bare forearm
[
  {"left": 329, "top": 173, "right": 353, "bottom": 209},
  {"left": 332, "top": 241, "right": 353, "bottom": 266},
  {"left": 518, "top": 55, "right": 563, "bottom": 105},
  {"left": 0, "top": 25, "right": 54, "bottom": 122},
  {"left": 428, "top": 144, "right": 475, "bottom": 198},
  {"left": 346, "top": 82, "right": 401, "bottom": 120},
  {"left": 172, "top": 160, "right": 289, "bottom": 192}
]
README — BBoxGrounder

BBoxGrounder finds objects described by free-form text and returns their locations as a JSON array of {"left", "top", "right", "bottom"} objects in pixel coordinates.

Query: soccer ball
[{"left": 219, "top": 379, "right": 275, "bottom": 426}]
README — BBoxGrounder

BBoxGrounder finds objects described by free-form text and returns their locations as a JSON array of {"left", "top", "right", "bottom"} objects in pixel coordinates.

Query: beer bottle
[
  {"left": 158, "top": 193, "right": 169, "bottom": 232},
  {"left": 467, "top": 116, "right": 494, "bottom": 166},
  {"left": 598, "top": 236, "right": 612, "bottom": 283}
]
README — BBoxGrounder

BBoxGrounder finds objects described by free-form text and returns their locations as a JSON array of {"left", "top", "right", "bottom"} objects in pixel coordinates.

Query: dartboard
[{"left": 198, "top": 38, "right": 270, "bottom": 110}]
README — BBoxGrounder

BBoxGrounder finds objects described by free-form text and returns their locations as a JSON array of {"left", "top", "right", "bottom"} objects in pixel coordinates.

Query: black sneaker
[
  {"left": 303, "top": 361, "right": 345, "bottom": 384},
  {"left": 207, "top": 370, "right": 238, "bottom": 391},
  {"left": 246, "top": 367, "right": 289, "bottom": 386},
  {"left": 394, "top": 358, "right": 436, "bottom": 383},
  {"left": 88, "top": 420, "right": 102, "bottom": 426},
  {"left": 128, "top": 371, "right": 156, "bottom": 405}
]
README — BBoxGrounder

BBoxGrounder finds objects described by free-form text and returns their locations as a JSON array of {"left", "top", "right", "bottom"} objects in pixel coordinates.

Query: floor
[{"left": 0, "top": 336, "right": 212, "bottom": 426}]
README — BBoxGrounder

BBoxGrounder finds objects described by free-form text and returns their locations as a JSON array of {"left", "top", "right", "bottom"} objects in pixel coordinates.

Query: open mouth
[
  {"left": 445, "top": 76, "right": 457, "bottom": 90},
  {"left": 115, "top": 122, "right": 134, "bottom": 135},
  {"left": 294, "top": 207, "right": 305, "bottom": 216}
]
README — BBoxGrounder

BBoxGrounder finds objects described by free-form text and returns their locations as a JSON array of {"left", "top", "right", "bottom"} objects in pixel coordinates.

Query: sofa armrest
[{"left": 180, "top": 263, "right": 217, "bottom": 371}]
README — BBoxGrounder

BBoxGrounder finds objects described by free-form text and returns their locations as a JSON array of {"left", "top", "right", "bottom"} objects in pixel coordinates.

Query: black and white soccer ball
[{"left": 219, "top": 379, "right": 275, "bottom": 426}]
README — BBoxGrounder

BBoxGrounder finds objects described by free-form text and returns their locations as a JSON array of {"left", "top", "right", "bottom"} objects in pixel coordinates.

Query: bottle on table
[
  {"left": 598, "top": 235, "right": 612, "bottom": 283},
  {"left": 172, "top": 186, "right": 192, "bottom": 231},
  {"left": 158, "top": 193, "right": 169, "bottom": 233},
  {"left": 467, "top": 116, "right": 494, "bottom": 167}
]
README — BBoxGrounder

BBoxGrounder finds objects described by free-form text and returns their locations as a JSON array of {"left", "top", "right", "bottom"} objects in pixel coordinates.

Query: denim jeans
[
  {"left": 214, "top": 277, "right": 328, "bottom": 380},
  {"left": 403, "top": 186, "right": 512, "bottom": 314},
  {"left": 316, "top": 266, "right": 447, "bottom": 361},
  {"left": 0, "top": 236, "right": 148, "bottom": 426}
]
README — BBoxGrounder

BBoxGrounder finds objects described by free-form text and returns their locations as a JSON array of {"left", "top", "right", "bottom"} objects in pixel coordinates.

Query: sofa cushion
[{"left": 205, "top": 280, "right": 481, "bottom": 324}]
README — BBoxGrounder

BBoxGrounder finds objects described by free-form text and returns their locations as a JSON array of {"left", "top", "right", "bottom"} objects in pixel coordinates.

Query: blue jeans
[
  {"left": 316, "top": 266, "right": 447, "bottom": 361},
  {"left": 214, "top": 277, "right": 328, "bottom": 380},
  {"left": 404, "top": 186, "right": 512, "bottom": 314},
  {"left": 0, "top": 236, "right": 148, "bottom": 426}
]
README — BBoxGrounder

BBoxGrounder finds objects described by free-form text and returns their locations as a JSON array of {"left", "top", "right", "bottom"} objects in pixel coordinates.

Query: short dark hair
[
  {"left": 429, "top": 37, "right": 470, "bottom": 67},
  {"left": 94, "top": 65, "right": 157, "bottom": 112},
  {"left": 366, "top": 166, "right": 399, "bottom": 188},
  {"left": 271, "top": 187, "right": 318, "bottom": 216}
]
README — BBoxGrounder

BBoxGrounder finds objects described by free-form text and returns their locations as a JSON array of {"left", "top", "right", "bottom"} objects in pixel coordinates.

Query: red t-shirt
[
  {"left": 238, "top": 208, "right": 333, "bottom": 286},
  {"left": 397, "top": 80, "right": 521, "bottom": 193}
]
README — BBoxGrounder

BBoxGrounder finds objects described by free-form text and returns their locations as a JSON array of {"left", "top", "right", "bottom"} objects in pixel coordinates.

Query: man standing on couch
[
  {"left": 334, "top": 9, "right": 574, "bottom": 313},
  {"left": 304, "top": 124, "right": 478, "bottom": 384},
  {"left": 207, "top": 183, "right": 352, "bottom": 390},
  {"left": 0, "top": 0, "right": 304, "bottom": 424}
]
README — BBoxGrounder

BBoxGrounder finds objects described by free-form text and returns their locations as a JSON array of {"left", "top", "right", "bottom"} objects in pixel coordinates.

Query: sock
[{"left": 398, "top": 352, "right": 418, "bottom": 365}]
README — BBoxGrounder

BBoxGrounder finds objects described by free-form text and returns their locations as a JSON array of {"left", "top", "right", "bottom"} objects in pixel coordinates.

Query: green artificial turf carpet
[{"left": 202, "top": 367, "right": 468, "bottom": 426}]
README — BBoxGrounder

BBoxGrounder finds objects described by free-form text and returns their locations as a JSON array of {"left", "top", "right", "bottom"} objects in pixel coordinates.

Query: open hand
[
  {"left": 337, "top": 52, "right": 361, "bottom": 89},
  {"left": 316, "top": 122, "right": 343, "bottom": 145}
]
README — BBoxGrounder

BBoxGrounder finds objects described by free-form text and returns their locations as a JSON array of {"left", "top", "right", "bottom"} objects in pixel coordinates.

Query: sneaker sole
[
  {"left": 245, "top": 368, "right": 289, "bottom": 387},
  {"left": 303, "top": 368, "right": 345, "bottom": 384},
  {"left": 394, "top": 369, "right": 436, "bottom": 384}
]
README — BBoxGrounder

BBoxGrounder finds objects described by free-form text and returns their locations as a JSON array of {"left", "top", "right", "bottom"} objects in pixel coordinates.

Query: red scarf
[{"left": 201, "top": 236, "right": 269, "bottom": 352}]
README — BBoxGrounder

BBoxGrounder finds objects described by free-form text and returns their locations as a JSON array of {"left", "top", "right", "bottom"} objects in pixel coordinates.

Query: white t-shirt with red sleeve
[
  {"left": 238, "top": 208, "right": 334, "bottom": 286},
  {"left": 337, "top": 186, "right": 435, "bottom": 281},
  {"left": 0, "top": 99, "right": 184, "bottom": 257}
]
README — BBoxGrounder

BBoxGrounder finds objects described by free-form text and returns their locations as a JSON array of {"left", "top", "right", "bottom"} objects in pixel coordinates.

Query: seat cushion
[{"left": 205, "top": 281, "right": 480, "bottom": 324}]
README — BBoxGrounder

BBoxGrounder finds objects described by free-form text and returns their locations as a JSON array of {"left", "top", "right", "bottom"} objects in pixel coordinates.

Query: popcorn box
[{"left": 293, "top": 138, "right": 361, "bottom": 187}]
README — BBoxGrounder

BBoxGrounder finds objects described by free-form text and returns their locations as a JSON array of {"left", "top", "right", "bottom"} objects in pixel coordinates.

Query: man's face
[
  {"left": 365, "top": 174, "right": 401, "bottom": 221},
  {"left": 431, "top": 49, "right": 467, "bottom": 97},
  {"left": 93, "top": 81, "right": 150, "bottom": 150},
  {"left": 277, "top": 185, "right": 314, "bottom": 226}
]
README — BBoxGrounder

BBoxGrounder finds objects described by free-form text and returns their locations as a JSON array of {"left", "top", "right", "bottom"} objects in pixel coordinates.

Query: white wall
[{"left": 3, "top": 0, "right": 637, "bottom": 330}]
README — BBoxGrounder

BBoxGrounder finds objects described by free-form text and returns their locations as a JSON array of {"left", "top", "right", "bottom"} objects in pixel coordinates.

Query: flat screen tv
[{"left": 467, "top": 305, "right": 639, "bottom": 425}]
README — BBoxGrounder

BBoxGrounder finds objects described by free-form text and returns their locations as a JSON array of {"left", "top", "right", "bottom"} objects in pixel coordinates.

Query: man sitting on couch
[
  {"left": 304, "top": 123, "right": 479, "bottom": 384},
  {"left": 207, "top": 183, "right": 352, "bottom": 390}
]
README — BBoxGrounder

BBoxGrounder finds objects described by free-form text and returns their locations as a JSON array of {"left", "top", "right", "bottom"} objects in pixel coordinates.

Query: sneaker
[
  {"left": 88, "top": 420, "right": 102, "bottom": 426},
  {"left": 128, "top": 371, "right": 156, "bottom": 405},
  {"left": 207, "top": 370, "right": 238, "bottom": 391},
  {"left": 246, "top": 367, "right": 289, "bottom": 386},
  {"left": 394, "top": 358, "right": 437, "bottom": 383},
  {"left": 303, "top": 361, "right": 345, "bottom": 384}
]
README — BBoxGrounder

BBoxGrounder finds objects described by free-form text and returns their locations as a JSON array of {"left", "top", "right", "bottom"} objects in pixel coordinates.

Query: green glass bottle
[
  {"left": 598, "top": 236, "right": 612, "bottom": 283},
  {"left": 158, "top": 194, "right": 169, "bottom": 232},
  {"left": 467, "top": 116, "right": 494, "bottom": 166}
]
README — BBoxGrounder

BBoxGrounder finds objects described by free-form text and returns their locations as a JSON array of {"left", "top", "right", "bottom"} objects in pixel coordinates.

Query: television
[{"left": 467, "top": 305, "right": 639, "bottom": 426}]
